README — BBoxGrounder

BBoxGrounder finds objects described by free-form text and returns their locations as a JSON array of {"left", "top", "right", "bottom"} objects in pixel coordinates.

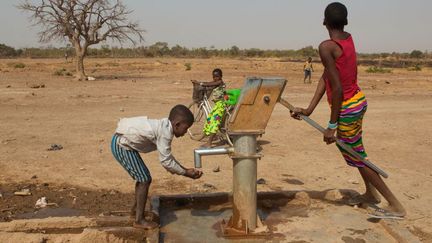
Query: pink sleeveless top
[{"left": 323, "top": 35, "right": 360, "bottom": 103}]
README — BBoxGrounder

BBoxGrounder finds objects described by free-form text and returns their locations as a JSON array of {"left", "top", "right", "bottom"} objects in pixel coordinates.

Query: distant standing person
[
  {"left": 64, "top": 52, "right": 69, "bottom": 62},
  {"left": 303, "top": 57, "right": 314, "bottom": 83},
  {"left": 291, "top": 2, "right": 405, "bottom": 219}
]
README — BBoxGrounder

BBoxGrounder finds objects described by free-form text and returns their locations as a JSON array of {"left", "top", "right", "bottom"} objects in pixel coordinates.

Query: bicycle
[{"left": 187, "top": 81, "right": 235, "bottom": 146}]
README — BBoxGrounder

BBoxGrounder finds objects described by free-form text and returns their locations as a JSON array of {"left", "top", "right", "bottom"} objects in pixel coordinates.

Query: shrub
[
  {"left": 184, "top": 63, "right": 192, "bottom": 71},
  {"left": 54, "top": 68, "right": 66, "bottom": 76},
  {"left": 365, "top": 66, "right": 392, "bottom": 73},
  {"left": 407, "top": 64, "right": 422, "bottom": 71},
  {"left": 54, "top": 68, "right": 72, "bottom": 76},
  {"left": 7, "top": 62, "right": 26, "bottom": 68}
]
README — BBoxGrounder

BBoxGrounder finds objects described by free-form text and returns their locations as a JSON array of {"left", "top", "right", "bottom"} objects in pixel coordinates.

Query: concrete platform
[{"left": 0, "top": 190, "right": 421, "bottom": 243}]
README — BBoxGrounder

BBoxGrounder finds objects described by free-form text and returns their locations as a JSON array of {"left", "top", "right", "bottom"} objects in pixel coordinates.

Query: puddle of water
[
  {"left": 15, "top": 207, "right": 81, "bottom": 219},
  {"left": 158, "top": 193, "right": 302, "bottom": 243},
  {"left": 23, "top": 227, "right": 85, "bottom": 234}
]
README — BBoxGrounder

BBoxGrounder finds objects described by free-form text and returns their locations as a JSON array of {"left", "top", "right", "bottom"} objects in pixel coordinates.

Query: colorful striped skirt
[{"left": 336, "top": 91, "right": 368, "bottom": 167}]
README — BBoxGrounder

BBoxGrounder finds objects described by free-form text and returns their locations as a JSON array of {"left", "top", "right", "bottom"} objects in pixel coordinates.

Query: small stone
[
  {"left": 31, "top": 175, "right": 38, "bottom": 179},
  {"left": 6, "top": 85, "right": 11, "bottom": 88},
  {"left": 291, "top": 191, "right": 311, "bottom": 207},
  {"left": 80, "top": 167, "right": 85, "bottom": 171},
  {"left": 47, "top": 144, "right": 63, "bottom": 151},
  {"left": 257, "top": 178, "right": 266, "bottom": 185},
  {"left": 203, "top": 183, "right": 216, "bottom": 190},
  {"left": 30, "top": 84, "right": 45, "bottom": 89},
  {"left": 212, "top": 166, "right": 220, "bottom": 172},
  {"left": 324, "top": 189, "right": 344, "bottom": 201},
  {"left": 119, "top": 108, "right": 124, "bottom": 112}
]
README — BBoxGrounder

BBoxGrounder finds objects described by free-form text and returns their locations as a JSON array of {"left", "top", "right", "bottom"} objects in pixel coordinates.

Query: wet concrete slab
[{"left": 155, "top": 191, "right": 412, "bottom": 243}]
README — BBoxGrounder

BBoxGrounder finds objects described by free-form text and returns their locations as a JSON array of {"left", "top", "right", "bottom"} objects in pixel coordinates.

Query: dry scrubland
[{"left": 0, "top": 58, "right": 432, "bottom": 241}]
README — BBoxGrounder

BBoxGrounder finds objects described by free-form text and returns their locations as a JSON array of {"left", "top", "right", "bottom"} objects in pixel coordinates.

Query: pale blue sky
[{"left": 1, "top": 0, "right": 431, "bottom": 53}]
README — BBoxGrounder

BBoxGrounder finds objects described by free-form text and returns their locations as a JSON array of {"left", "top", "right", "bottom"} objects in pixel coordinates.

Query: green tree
[
  {"left": 229, "top": 46, "right": 240, "bottom": 56},
  {"left": 410, "top": 50, "right": 424, "bottom": 59},
  {"left": 148, "top": 42, "right": 170, "bottom": 57},
  {"left": 298, "top": 46, "right": 318, "bottom": 57},
  {"left": 0, "top": 44, "right": 18, "bottom": 57}
]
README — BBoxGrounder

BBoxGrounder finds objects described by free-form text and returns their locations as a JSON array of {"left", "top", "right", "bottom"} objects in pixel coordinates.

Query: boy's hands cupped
[{"left": 184, "top": 168, "right": 203, "bottom": 179}]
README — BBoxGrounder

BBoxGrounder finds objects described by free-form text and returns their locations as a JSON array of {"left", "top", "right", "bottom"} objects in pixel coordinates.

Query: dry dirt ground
[{"left": 0, "top": 57, "right": 432, "bottom": 242}]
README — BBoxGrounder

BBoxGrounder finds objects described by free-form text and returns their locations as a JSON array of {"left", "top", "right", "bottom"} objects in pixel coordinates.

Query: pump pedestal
[{"left": 194, "top": 77, "right": 286, "bottom": 237}]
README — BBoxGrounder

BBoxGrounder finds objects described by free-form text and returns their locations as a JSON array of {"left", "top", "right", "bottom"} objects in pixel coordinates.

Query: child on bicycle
[{"left": 192, "top": 68, "right": 226, "bottom": 147}]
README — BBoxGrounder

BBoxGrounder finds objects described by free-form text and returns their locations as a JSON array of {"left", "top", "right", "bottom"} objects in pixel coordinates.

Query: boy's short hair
[
  {"left": 212, "top": 68, "right": 223, "bottom": 77},
  {"left": 169, "top": 104, "right": 194, "bottom": 125},
  {"left": 324, "top": 2, "right": 348, "bottom": 29}
]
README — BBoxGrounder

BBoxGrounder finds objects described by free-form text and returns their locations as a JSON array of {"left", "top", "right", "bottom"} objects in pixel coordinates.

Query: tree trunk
[
  {"left": 73, "top": 42, "right": 87, "bottom": 80},
  {"left": 75, "top": 53, "right": 86, "bottom": 80}
]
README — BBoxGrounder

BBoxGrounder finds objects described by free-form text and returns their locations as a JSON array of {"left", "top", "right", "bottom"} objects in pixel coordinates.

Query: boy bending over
[{"left": 111, "top": 104, "right": 203, "bottom": 229}]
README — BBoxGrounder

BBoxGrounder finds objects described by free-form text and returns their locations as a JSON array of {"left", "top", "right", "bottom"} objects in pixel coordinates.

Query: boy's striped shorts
[{"left": 111, "top": 134, "right": 152, "bottom": 182}]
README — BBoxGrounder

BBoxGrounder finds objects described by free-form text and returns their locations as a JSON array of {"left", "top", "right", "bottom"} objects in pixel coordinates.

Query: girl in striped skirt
[{"left": 291, "top": 2, "right": 405, "bottom": 219}]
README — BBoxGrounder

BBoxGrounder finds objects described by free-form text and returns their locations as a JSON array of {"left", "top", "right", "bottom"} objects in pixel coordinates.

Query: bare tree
[{"left": 18, "top": 0, "right": 144, "bottom": 80}]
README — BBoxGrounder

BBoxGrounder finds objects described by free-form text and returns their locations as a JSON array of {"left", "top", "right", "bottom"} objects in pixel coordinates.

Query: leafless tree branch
[{"left": 17, "top": 0, "right": 145, "bottom": 80}]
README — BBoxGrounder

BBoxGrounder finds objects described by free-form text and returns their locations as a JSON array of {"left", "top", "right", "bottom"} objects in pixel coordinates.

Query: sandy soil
[{"left": 0, "top": 57, "right": 431, "bottom": 242}]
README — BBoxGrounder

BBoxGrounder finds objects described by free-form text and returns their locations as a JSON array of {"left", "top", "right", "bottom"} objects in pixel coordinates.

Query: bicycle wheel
[
  {"left": 188, "top": 101, "right": 206, "bottom": 141},
  {"left": 223, "top": 110, "right": 234, "bottom": 146},
  {"left": 217, "top": 107, "right": 233, "bottom": 146}
]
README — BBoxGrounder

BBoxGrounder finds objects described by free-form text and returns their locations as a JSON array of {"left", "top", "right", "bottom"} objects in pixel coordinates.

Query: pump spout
[{"left": 194, "top": 147, "right": 234, "bottom": 168}]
